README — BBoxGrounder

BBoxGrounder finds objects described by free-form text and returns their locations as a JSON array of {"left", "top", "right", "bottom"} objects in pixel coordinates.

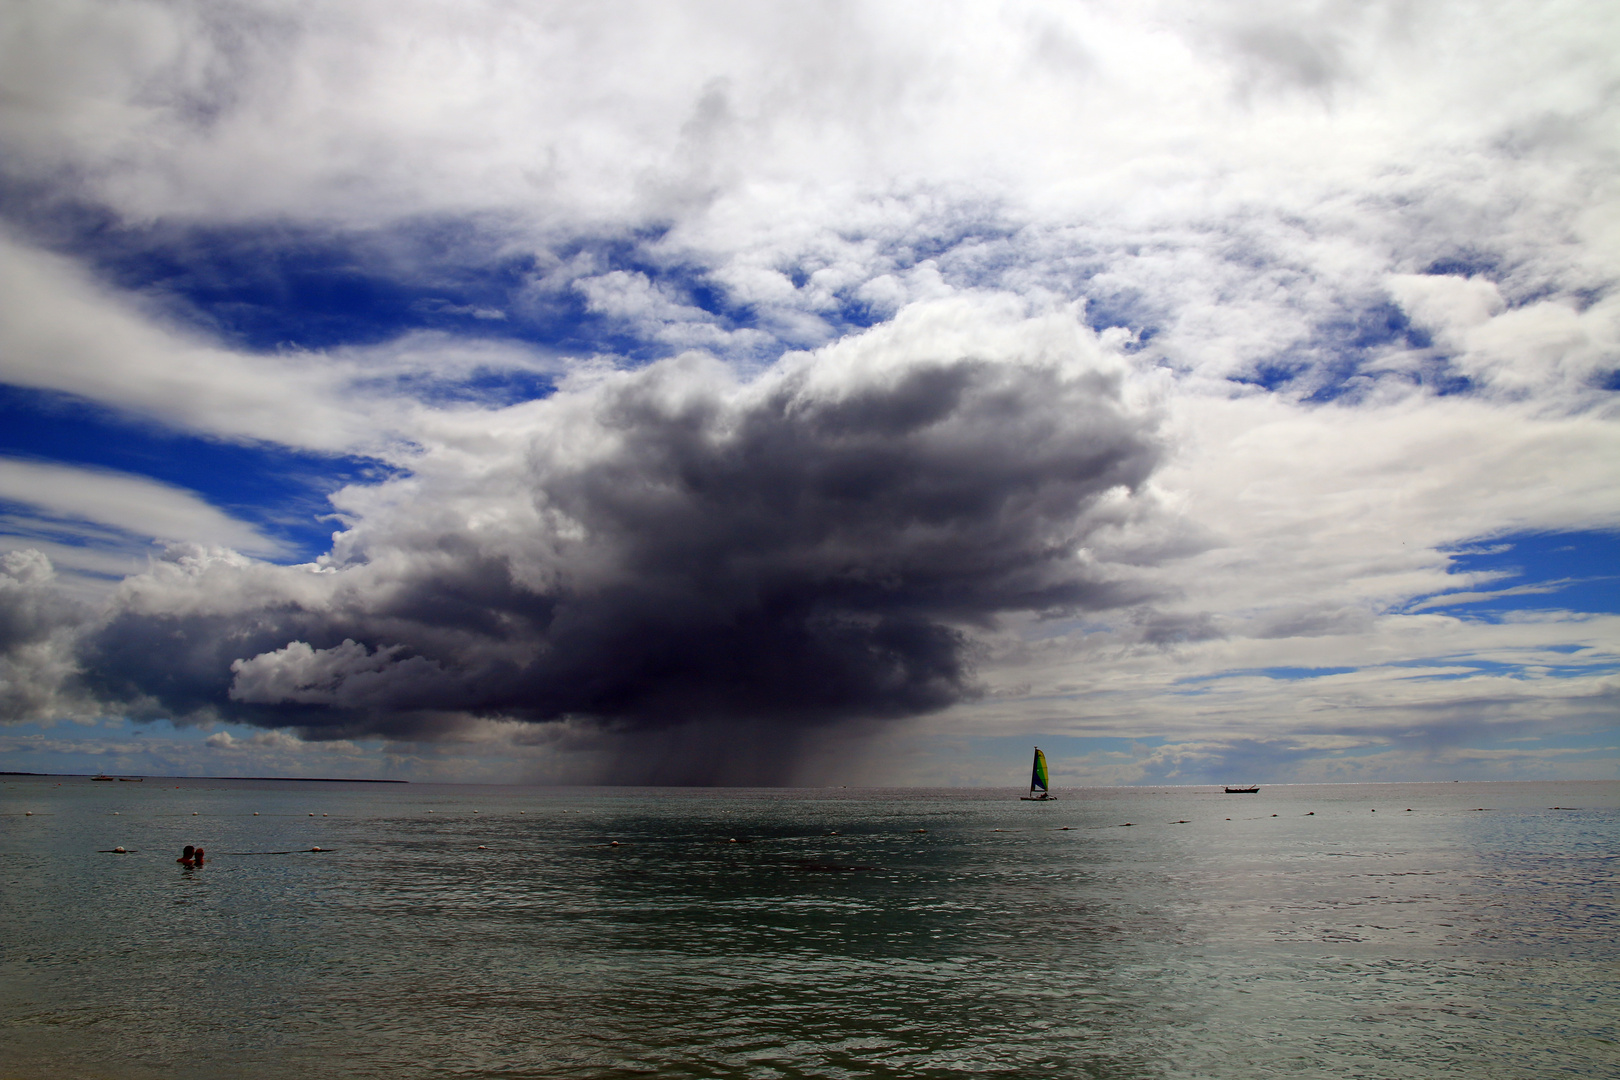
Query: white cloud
[
  {"left": 0, "top": 233, "right": 565, "bottom": 456},
  {"left": 1387, "top": 274, "right": 1506, "bottom": 342},
  {"left": 573, "top": 269, "right": 775, "bottom": 354},
  {"left": 1388, "top": 275, "right": 1620, "bottom": 396},
  {"left": 0, "top": 233, "right": 365, "bottom": 450},
  {"left": 0, "top": 457, "right": 281, "bottom": 556},
  {"left": 0, "top": 549, "right": 91, "bottom": 723}
]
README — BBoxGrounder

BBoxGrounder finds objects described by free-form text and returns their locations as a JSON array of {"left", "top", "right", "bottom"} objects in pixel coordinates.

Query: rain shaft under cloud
[{"left": 62, "top": 301, "right": 1165, "bottom": 772}]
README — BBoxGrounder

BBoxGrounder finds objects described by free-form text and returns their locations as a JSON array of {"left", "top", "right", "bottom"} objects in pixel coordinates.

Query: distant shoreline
[{"left": 0, "top": 772, "right": 406, "bottom": 783}]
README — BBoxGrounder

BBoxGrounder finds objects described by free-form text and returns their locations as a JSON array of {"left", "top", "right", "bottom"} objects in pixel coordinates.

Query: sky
[{"left": 0, "top": 0, "right": 1616, "bottom": 787}]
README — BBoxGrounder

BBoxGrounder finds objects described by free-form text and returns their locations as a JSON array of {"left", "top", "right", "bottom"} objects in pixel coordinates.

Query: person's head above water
[
  {"left": 192, "top": 847, "right": 205, "bottom": 864},
  {"left": 178, "top": 845, "right": 195, "bottom": 864}
]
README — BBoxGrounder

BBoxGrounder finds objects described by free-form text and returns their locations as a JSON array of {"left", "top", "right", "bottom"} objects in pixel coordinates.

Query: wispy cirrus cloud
[{"left": 0, "top": 457, "right": 282, "bottom": 557}]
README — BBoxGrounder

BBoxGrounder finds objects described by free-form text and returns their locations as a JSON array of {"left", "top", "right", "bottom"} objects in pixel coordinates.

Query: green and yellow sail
[{"left": 1030, "top": 747, "right": 1049, "bottom": 795}]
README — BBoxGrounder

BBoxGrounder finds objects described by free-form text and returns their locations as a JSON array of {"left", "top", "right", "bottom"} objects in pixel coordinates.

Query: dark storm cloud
[{"left": 71, "top": 307, "right": 1166, "bottom": 744}]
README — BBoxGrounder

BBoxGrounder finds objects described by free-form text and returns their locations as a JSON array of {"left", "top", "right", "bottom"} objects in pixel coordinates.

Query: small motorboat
[{"left": 1223, "top": 785, "right": 1260, "bottom": 794}]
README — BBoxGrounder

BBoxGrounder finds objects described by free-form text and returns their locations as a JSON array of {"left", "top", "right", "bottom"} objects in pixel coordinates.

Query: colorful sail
[{"left": 1030, "top": 747, "right": 1049, "bottom": 794}]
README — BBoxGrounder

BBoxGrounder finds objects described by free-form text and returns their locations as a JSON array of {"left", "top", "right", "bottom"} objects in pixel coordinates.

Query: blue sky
[
  {"left": 0, "top": 0, "right": 1616, "bottom": 785},
  {"left": 1420, "top": 532, "right": 1620, "bottom": 619}
]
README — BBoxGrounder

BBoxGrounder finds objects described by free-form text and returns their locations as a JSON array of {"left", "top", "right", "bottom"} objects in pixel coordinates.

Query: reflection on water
[{"left": 1, "top": 780, "right": 1615, "bottom": 1078}]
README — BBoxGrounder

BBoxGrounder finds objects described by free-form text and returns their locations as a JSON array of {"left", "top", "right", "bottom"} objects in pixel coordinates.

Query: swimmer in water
[
  {"left": 178, "top": 845, "right": 195, "bottom": 865},
  {"left": 192, "top": 847, "right": 205, "bottom": 865}
]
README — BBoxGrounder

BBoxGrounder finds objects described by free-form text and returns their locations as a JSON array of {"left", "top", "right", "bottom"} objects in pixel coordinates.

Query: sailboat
[{"left": 1020, "top": 747, "right": 1054, "bottom": 801}]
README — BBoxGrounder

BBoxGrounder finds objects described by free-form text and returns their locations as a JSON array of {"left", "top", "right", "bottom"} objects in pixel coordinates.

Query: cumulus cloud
[
  {"left": 1387, "top": 275, "right": 1620, "bottom": 396},
  {"left": 205, "top": 728, "right": 322, "bottom": 752},
  {"left": 574, "top": 269, "right": 775, "bottom": 354},
  {"left": 229, "top": 640, "right": 454, "bottom": 709},
  {"left": 63, "top": 298, "right": 1165, "bottom": 776},
  {"left": 0, "top": 549, "right": 90, "bottom": 722}
]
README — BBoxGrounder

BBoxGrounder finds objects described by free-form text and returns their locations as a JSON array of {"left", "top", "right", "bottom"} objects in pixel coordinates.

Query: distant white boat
[{"left": 1020, "top": 747, "right": 1054, "bottom": 801}]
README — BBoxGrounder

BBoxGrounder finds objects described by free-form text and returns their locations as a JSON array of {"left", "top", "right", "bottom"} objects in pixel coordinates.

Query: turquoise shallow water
[{"left": 1, "top": 777, "right": 1615, "bottom": 1079}]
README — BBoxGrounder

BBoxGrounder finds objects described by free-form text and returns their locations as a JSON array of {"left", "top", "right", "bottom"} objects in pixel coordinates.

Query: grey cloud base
[{"left": 62, "top": 306, "right": 1164, "bottom": 763}]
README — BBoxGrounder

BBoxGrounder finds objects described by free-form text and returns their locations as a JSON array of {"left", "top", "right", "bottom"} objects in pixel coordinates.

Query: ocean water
[{"left": 0, "top": 778, "right": 1615, "bottom": 1079}]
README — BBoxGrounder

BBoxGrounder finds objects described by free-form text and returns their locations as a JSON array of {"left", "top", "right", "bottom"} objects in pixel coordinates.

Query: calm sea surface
[{"left": 1, "top": 777, "right": 1615, "bottom": 1079}]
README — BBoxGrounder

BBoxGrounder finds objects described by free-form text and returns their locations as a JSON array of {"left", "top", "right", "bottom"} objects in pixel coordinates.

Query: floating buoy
[
  {"left": 472, "top": 810, "right": 478, "bottom": 814},
  {"left": 611, "top": 840, "right": 621, "bottom": 846},
  {"left": 1121, "top": 822, "right": 1134, "bottom": 827},
  {"left": 914, "top": 828, "right": 927, "bottom": 833},
  {"left": 322, "top": 813, "right": 328, "bottom": 817},
  {"left": 1406, "top": 809, "right": 1412, "bottom": 812},
  {"left": 113, "top": 811, "right": 120, "bottom": 815},
  {"left": 1304, "top": 812, "right": 1314, "bottom": 816},
  {"left": 24, "top": 811, "right": 32, "bottom": 816},
  {"left": 253, "top": 812, "right": 259, "bottom": 815},
  {"left": 1271, "top": 814, "right": 1278, "bottom": 817},
  {"left": 113, "top": 847, "right": 126, "bottom": 853},
  {"left": 308, "top": 813, "right": 315, "bottom": 817},
  {"left": 519, "top": 810, "right": 525, "bottom": 814},
  {"left": 477, "top": 845, "right": 487, "bottom": 850},
  {"left": 828, "top": 830, "right": 839, "bottom": 835},
  {"left": 192, "top": 811, "right": 199, "bottom": 816},
  {"left": 728, "top": 838, "right": 738, "bottom": 843},
  {"left": 310, "top": 846, "right": 323, "bottom": 852}
]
